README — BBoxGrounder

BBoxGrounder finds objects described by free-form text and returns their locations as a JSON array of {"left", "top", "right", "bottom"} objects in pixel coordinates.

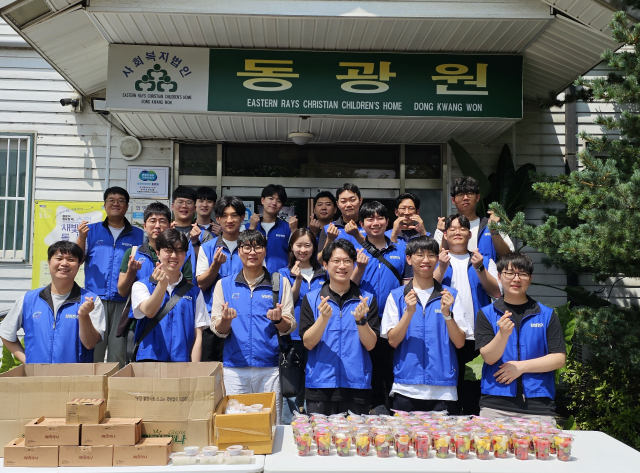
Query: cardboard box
[
  {"left": 25, "top": 417, "right": 80, "bottom": 446},
  {"left": 0, "top": 362, "right": 118, "bottom": 450},
  {"left": 141, "top": 419, "right": 211, "bottom": 453},
  {"left": 59, "top": 445, "right": 113, "bottom": 467},
  {"left": 113, "top": 437, "right": 172, "bottom": 466},
  {"left": 66, "top": 398, "right": 106, "bottom": 424},
  {"left": 82, "top": 418, "right": 142, "bottom": 446},
  {"left": 4, "top": 438, "right": 59, "bottom": 467},
  {"left": 214, "top": 392, "right": 277, "bottom": 454},
  {"left": 107, "top": 362, "right": 224, "bottom": 421}
]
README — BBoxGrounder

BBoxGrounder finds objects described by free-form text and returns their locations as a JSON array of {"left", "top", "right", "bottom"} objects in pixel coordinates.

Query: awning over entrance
[{"left": 0, "top": 0, "right": 623, "bottom": 144}]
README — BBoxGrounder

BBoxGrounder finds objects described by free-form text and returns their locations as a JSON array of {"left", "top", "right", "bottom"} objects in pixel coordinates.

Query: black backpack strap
[
  {"left": 131, "top": 278, "right": 194, "bottom": 362},
  {"left": 361, "top": 240, "right": 403, "bottom": 284}
]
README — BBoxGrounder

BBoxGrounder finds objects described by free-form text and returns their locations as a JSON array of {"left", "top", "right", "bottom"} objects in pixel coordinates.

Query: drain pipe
[{"left": 105, "top": 122, "right": 112, "bottom": 189}]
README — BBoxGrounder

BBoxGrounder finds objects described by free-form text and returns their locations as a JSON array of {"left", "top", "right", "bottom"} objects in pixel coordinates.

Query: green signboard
[{"left": 208, "top": 49, "right": 522, "bottom": 119}]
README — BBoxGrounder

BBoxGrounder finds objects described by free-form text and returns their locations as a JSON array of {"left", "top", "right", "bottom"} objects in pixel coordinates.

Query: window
[
  {"left": 0, "top": 135, "right": 33, "bottom": 261},
  {"left": 179, "top": 143, "right": 217, "bottom": 176}
]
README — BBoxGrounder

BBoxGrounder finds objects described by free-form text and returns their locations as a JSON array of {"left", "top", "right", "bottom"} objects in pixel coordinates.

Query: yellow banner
[{"left": 32, "top": 201, "right": 106, "bottom": 289}]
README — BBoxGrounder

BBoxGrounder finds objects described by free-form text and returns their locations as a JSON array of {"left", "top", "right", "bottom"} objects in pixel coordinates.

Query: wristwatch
[
  {"left": 475, "top": 264, "right": 485, "bottom": 273},
  {"left": 355, "top": 317, "right": 368, "bottom": 326},
  {"left": 442, "top": 312, "right": 453, "bottom": 321},
  {"left": 271, "top": 318, "right": 283, "bottom": 324}
]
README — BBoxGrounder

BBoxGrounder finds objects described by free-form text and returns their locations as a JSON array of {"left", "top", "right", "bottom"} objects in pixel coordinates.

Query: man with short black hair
[
  {"left": 210, "top": 229, "right": 296, "bottom": 423},
  {"left": 476, "top": 252, "right": 566, "bottom": 423},
  {"left": 382, "top": 237, "right": 468, "bottom": 413},
  {"left": 248, "top": 184, "right": 298, "bottom": 273},
  {"left": 0, "top": 241, "right": 105, "bottom": 364},
  {"left": 309, "top": 191, "right": 337, "bottom": 240},
  {"left": 76, "top": 186, "right": 144, "bottom": 367},
  {"left": 434, "top": 177, "right": 514, "bottom": 260},
  {"left": 387, "top": 192, "right": 430, "bottom": 244},
  {"left": 195, "top": 186, "right": 221, "bottom": 236},
  {"left": 300, "top": 239, "right": 380, "bottom": 415}
]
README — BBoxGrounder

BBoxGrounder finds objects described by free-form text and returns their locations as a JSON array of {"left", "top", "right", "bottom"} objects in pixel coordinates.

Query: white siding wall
[{"left": 0, "top": 20, "right": 173, "bottom": 310}]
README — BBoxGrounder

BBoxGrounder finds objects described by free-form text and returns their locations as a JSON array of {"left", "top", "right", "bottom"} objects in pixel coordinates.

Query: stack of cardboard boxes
[{"left": 4, "top": 398, "right": 173, "bottom": 467}]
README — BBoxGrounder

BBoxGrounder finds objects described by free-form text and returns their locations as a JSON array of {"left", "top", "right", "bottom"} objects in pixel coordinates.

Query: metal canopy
[{"left": 0, "top": 0, "right": 623, "bottom": 144}]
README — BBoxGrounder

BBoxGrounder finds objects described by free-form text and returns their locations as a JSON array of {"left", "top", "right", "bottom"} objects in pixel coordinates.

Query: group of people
[{"left": 0, "top": 177, "right": 566, "bottom": 425}]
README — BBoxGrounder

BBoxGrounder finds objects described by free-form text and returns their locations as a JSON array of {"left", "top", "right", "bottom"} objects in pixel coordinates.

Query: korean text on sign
[
  {"left": 336, "top": 62, "right": 396, "bottom": 93},
  {"left": 237, "top": 60, "right": 299, "bottom": 91},
  {"left": 431, "top": 63, "right": 488, "bottom": 95}
]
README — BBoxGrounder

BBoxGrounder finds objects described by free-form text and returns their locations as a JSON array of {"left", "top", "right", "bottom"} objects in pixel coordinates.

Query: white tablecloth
[
  {"left": 264, "top": 425, "right": 640, "bottom": 473},
  {"left": 0, "top": 456, "right": 265, "bottom": 473}
]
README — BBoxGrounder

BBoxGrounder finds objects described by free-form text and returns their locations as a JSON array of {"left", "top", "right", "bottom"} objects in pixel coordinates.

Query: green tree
[{"left": 491, "top": 7, "right": 640, "bottom": 449}]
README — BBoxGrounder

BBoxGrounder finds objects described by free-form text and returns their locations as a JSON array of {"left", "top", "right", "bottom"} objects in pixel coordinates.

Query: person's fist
[
  {"left": 78, "top": 221, "right": 90, "bottom": 237},
  {"left": 209, "top": 222, "right": 222, "bottom": 236},
  {"left": 440, "top": 289, "right": 454, "bottom": 316},
  {"left": 212, "top": 247, "right": 227, "bottom": 266},
  {"left": 78, "top": 296, "right": 94, "bottom": 318},
  {"left": 127, "top": 254, "right": 142, "bottom": 272},
  {"left": 326, "top": 223, "right": 339, "bottom": 242},
  {"left": 249, "top": 213, "right": 261, "bottom": 230},
  {"left": 308, "top": 216, "right": 321, "bottom": 236},
  {"left": 354, "top": 296, "right": 370, "bottom": 322},
  {"left": 471, "top": 248, "right": 484, "bottom": 269},
  {"left": 413, "top": 214, "right": 427, "bottom": 236},
  {"left": 221, "top": 302, "right": 237, "bottom": 320},
  {"left": 151, "top": 262, "right": 168, "bottom": 285},
  {"left": 267, "top": 302, "right": 283, "bottom": 322},
  {"left": 189, "top": 223, "right": 201, "bottom": 243},
  {"left": 355, "top": 248, "right": 369, "bottom": 267},
  {"left": 405, "top": 289, "right": 418, "bottom": 314},
  {"left": 288, "top": 215, "right": 298, "bottom": 233},
  {"left": 436, "top": 216, "right": 446, "bottom": 232},
  {"left": 345, "top": 220, "right": 360, "bottom": 238},
  {"left": 439, "top": 248, "right": 451, "bottom": 265},
  {"left": 291, "top": 261, "right": 302, "bottom": 279},
  {"left": 497, "top": 311, "right": 514, "bottom": 337},
  {"left": 318, "top": 296, "right": 333, "bottom": 319},
  {"left": 488, "top": 210, "right": 500, "bottom": 225}
]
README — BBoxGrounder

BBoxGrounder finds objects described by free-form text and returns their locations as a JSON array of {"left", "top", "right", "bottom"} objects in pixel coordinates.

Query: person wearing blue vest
[
  {"left": 317, "top": 183, "right": 367, "bottom": 260},
  {"left": 475, "top": 252, "right": 566, "bottom": 423},
  {"left": 0, "top": 241, "right": 105, "bottom": 364},
  {"left": 210, "top": 230, "right": 296, "bottom": 424},
  {"left": 353, "top": 201, "right": 407, "bottom": 414},
  {"left": 195, "top": 186, "right": 221, "bottom": 237},
  {"left": 434, "top": 214, "right": 502, "bottom": 416},
  {"left": 248, "top": 184, "right": 298, "bottom": 273},
  {"left": 278, "top": 228, "right": 327, "bottom": 423},
  {"left": 308, "top": 191, "right": 337, "bottom": 242},
  {"left": 131, "top": 229, "right": 208, "bottom": 362},
  {"left": 196, "top": 197, "right": 247, "bottom": 362},
  {"left": 299, "top": 239, "right": 380, "bottom": 416},
  {"left": 434, "top": 177, "right": 514, "bottom": 261},
  {"left": 76, "top": 186, "right": 144, "bottom": 368},
  {"left": 382, "top": 237, "right": 468, "bottom": 413}
]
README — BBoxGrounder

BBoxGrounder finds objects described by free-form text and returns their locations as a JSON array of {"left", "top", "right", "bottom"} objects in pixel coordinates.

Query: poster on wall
[
  {"left": 242, "top": 201, "right": 254, "bottom": 229},
  {"left": 127, "top": 166, "right": 170, "bottom": 199},
  {"left": 31, "top": 201, "right": 106, "bottom": 289}
]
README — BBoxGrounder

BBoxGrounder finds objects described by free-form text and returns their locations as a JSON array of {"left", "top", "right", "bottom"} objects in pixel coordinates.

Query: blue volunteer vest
[
  {"left": 22, "top": 283, "right": 97, "bottom": 364},
  {"left": 134, "top": 278, "right": 202, "bottom": 362},
  {"left": 305, "top": 285, "right": 375, "bottom": 390},
  {"left": 278, "top": 266, "right": 327, "bottom": 341},
  {"left": 476, "top": 217, "right": 497, "bottom": 262},
  {"left": 384, "top": 229, "right": 430, "bottom": 242},
  {"left": 480, "top": 300, "right": 556, "bottom": 399},
  {"left": 199, "top": 237, "right": 243, "bottom": 311},
  {"left": 359, "top": 238, "right": 405, "bottom": 313},
  {"left": 84, "top": 219, "right": 144, "bottom": 301},
  {"left": 256, "top": 218, "right": 291, "bottom": 274},
  {"left": 441, "top": 252, "right": 492, "bottom": 327},
  {"left": 323, "top": 218, "right": 366, "bottom": 251},
  {"left": 390, "top": 282, "right": 459, "bottom": 386},
  {"left": 221, "top": 270, "right": 283, "bottom": 368}
]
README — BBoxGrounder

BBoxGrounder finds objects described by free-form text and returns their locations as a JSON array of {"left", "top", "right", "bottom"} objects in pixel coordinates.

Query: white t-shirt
[
  {"left": 222, "top": 237, "right": 238, "bottom": 254},
  {"left": 0, "top": 291, "right": 106, "bottom": 343},
  {"left": 131, "top": 275, "right": 209, "bottom": 328},
  {"left": 433, "top": 217, "right": 515, "bottom": 252},
  {"left": 300, "top": 267, "right": 315, "bottom": 282},
  {"left": 445, "top": 253, "right": 499, "bottom": 340},
  {"left": 381, "top": 286, "right": 469, "bottom": 401},
  {"left": 108, "top": 225, "right": 125, "bottom": 242},
  {"left": 261, "top": 222, "right": 276, "bottom": 234}
]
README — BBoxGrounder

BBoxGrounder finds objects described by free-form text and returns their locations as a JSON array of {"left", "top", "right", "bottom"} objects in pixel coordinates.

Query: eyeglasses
[
  {"left": 329, "top": 258, "right": 353, "bottom": 267},
  {"left": 454, "top": 192, "right": 477, "bottom": 199},
  {"left": 447, "top": 227, "right": 469, "bottom": 234},
  {"left": 106, "top": 198, "right": 126, "bottom": 205},
  {"left": 174, "top": 199, "right": 195, "bottom": 207},
  {"left": 397, "top": 206, "right": 416, "bottom": 213},
  {"left": 412, "top": 252, "right": 438, "bottom": 260},
  {"left": 500, "top": 271, "right": 531, "bottom": 281},
  {"left": 240, "top": 245, "right": 265, "bottom": 254},
  {"left": 160, "top": 248, "right": 186, "bottom": 256}
]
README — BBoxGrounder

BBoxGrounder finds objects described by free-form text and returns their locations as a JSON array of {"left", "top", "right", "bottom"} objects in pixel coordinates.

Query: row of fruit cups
[{"left": 294, "top": 426, "right": 573, "bottom": 460}]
